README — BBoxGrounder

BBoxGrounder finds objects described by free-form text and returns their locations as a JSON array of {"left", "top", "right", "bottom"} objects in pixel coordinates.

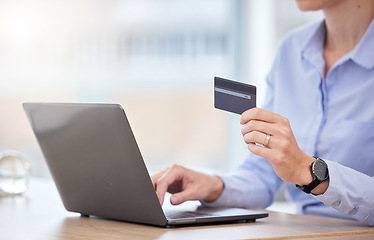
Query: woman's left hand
[{"left": 240, "top": 108, "right": 315, "bottom": 186}]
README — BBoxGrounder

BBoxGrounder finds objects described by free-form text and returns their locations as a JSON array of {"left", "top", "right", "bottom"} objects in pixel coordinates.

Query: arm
[
  {"left": 151, "top": 156, "right": 283, "bottom": 208},
  {"left": 202, "top": 154, "right": 283, "bottom": 209},
  {"left": 240, "top": 107, "right": 374, "bottom": 226},
  {"left": 314, "top": 160, "right": 374, "bottom": 226},
  {"left": 151, "top": 155, "right": 283, "bottom": 208}
]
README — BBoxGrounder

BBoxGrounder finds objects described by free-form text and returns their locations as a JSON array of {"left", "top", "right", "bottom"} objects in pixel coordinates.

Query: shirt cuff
[{"left": 314, "top": 160, "right": 374, "bottom": 225}]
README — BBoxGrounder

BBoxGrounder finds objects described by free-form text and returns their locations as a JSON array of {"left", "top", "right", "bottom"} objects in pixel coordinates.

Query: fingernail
[{"left": 170, "top": 196, "right": 179, "bottom": 205}]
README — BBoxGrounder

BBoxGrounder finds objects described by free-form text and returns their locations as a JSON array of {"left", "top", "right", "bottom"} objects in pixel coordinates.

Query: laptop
[{"left": 23, "top": 102, "right": 268, "bottom": 227}]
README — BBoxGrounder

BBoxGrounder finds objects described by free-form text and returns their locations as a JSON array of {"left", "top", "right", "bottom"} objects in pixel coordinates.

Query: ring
[{"left": 264, "top": 134, "right": 271, "bottom": 147}]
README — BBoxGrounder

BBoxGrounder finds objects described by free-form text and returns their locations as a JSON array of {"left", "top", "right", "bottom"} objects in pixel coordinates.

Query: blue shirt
[{"left": 206, "top": 18, "right": 374, "bottom": 226}]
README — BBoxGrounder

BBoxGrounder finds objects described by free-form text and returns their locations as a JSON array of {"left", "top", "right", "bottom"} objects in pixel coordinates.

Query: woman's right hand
[{"left": 151, "top": 164, "right": 224, "bottom": 206}]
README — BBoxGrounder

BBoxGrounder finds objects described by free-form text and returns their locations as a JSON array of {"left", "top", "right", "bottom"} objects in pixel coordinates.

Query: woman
[{"left": 152, "top": 0, "right": 374, "bottom": 226}]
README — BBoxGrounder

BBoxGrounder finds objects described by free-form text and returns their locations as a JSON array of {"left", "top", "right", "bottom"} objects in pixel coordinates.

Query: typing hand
[{"left": 151, "top": 165, "right": 224, "bottom": 206}]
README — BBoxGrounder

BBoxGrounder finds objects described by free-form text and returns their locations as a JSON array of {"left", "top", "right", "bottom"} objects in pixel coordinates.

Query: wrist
[
  {"left": 205, "top": 176, "right": 224, "bottom": 202},
  {"left": 311, "top": 178, "right": 329, "bottom": 195},
  {"left": 296, "top": 155, "right": 315, "bottom": 186},
  {"left": 296, "top": 156, "right": 329, "bottom": 194}
]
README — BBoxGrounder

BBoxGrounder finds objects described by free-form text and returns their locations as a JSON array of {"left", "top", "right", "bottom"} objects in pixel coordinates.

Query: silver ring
[{"left": 264, "top": 134, "right": 271, "bottom": 147}]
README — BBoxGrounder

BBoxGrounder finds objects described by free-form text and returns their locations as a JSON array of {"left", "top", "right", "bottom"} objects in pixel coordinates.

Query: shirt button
[
  {"left": 349, "top": 206, "right": 359, "bottom": 215},
  {"left": 332, "top": 200, "right": 341, "bottom": 207}
]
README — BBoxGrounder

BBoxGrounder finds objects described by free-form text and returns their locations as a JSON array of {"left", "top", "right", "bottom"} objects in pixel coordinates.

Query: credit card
[{"left": 214, "top": 76, "right": 256, "bottom": 115}]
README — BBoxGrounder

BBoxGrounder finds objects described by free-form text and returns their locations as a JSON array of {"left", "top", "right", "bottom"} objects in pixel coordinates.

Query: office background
[{"left": 0, "top": 0, "right": 321, "bottom": 191}]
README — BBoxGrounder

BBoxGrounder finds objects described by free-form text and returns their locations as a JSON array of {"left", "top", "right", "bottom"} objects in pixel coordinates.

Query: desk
[{"left": 1, "top": 178, "right": 373, "bottom": 240}]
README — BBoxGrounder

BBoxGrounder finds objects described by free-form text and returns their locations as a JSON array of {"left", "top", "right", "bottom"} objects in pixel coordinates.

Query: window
[{"left": 0, "top": 0, "right": 322, "bottom": 178}]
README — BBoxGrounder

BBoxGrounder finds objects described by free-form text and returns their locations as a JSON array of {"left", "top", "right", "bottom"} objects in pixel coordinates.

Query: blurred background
[{"left": 0, "top": 0, "right": 322, "bottom": 207}]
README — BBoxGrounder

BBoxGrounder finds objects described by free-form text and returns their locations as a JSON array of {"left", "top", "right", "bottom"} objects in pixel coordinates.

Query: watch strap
[
  {"left": 295, "top": 157, "right": 326, "bottom": 194},
  {"left": 296, "top": 179, "right": 321, "bottom": 194}
]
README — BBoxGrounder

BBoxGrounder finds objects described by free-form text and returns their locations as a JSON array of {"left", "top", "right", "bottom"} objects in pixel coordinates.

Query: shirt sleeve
[
  {"left": 314, "top": 160, "right": 374, "bottom": 226},
  {"left": 202, "top": 153, "right": 283, "bottom": 208}
]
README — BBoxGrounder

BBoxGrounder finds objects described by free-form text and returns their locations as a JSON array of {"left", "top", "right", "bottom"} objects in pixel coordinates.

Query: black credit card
[{"left": 214, "top": 76, "right": 256, "bottom": 115}]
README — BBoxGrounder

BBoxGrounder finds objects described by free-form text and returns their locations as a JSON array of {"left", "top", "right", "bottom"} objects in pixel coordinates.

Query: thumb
[{"left": 170, "top": 189, "right": 196, "bottom": 205}]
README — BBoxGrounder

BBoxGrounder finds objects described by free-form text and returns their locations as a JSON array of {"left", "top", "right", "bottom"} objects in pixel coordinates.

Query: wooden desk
[{"left": 1, "top": 178, "right": 373, "bottom": 240}]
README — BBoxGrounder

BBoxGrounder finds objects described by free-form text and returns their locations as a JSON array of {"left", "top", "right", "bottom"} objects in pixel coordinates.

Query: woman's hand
[
  {"left": 240, "top": 108, "right": 315, "bottom": 186},
  {"left": 151, "top": 165, "right": 224, "bottom": 206}
]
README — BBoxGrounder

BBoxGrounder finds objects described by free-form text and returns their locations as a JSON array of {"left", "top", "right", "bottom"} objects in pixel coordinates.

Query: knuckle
[
  {"left": 251, "top": 109, "right": 260, "bottom": 119},
  {"left": 170, "top": 164, "right": 182, "bottom": 171},
  {"left": 284, "top": 118, "right": 291, "bottom": 125},
  {"left": 246, "top": 120, "right": 256, "bottom": 131},
  {"left": 245, "top": 131, "right": 260, "bottom": 144},
  {"left": 278, "top": 126, "right": 291, "bottom": 137},
  {"left": 256, "top": 131, "right": 264, "bottom": 140},
  {"left": 241, "top": 125, "right": 247, "bottom": 135},
  {"left": 251, "top": 145, "right": 263, "bottom": 155},
  {"left": 278, "top": 138, "right": 292, "bottom": 152},
  {"left": 243, "top": 133, "right": 249, "bottom": 143},
  {"left": 155, "top": 177, "right": 166, "bottom": 187},
  {"left": 281, "top": 117, "right": 290, "bottom": 126},
  {"left": 255, "top": 108, "right": 264, "bottom": 118},
  {"left": 243, "top": 132, "right": 252, "bottom": 144},
  {"left": 277, "top": 128, "right": 286, "bottom": 137},
  {"left": 240, "top": 112, "right": 247, "bottom": 123}
]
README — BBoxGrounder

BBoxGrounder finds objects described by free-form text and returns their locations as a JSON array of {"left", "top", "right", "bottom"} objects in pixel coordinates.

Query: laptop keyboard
[{"left": 164, "top": 210, "right": 213, "bottom": 219}]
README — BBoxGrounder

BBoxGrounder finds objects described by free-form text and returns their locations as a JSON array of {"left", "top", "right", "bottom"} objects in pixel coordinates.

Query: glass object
[{"left": 0, "top": 151, "right": 31, "bottom": 196}]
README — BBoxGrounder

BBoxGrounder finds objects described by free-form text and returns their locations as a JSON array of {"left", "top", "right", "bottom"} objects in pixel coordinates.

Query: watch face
[{"left": 313, "top": 158, "right": 329, "bottom": 181}]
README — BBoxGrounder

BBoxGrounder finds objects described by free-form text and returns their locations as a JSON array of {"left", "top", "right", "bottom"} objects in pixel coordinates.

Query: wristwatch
[{"left": 296, "top": 157, "right": 329, "bottom": 194}]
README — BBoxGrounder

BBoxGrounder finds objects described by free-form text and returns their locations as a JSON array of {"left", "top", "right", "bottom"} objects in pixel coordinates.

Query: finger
[
  {"left": 247, "top": 142, "right": 273, "bottom": 161},
  {"left": 155, "top": 182, "right": 166, "bottom": 206},
  {"left": 170, "top": 188, "right": 196, "bottom": 205},
  {"left": 240, "top": 108, "right": 280, "bottom": 125},
  {"left": 151, "top": 169, "right": 168, "bottom": 188},
  {"left": 241, "top": 120, "right": 277, "bottom": 137},
  {"left": 243, "top": 131, "right": 269, "bottom": 146},
  {"left": 155, "top": 176, "right": 174, "bottom": 206},
  {"left": 154, "top": 168, "right": 183, "bottom": 206}
]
